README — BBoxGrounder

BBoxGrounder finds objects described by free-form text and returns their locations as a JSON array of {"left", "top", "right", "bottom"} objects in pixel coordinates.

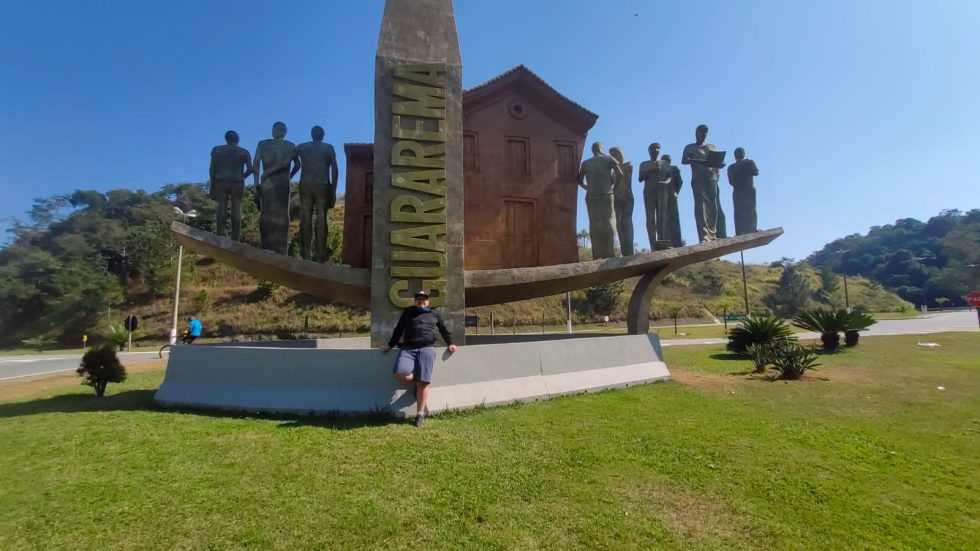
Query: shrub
[
  {"left": 22, "top": 337, "right": 56, "bottom": 353},
  {"left": 740, "top": 343, "right": 773, "bottom": 373},
  {"left": 843, "top": 311, "right": 876, "bottom": 347},
  {"left": 102, "top": 325, "right": 130, "bottom": 351},
  {"left": 77, "top": 345, "right": 127, "bottom": 396},
  {"left": 771, "top": 344, "right": 820, "bottom": 380},
  {"left": 792, "top": 309, "right": 849, "bottom": 350},
  {"left": 726, "top": 316, "right": 795, "bottom": 353}
]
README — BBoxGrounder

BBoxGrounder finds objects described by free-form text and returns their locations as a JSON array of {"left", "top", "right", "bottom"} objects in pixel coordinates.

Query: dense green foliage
[
  {"left": 726, "top": 315, "right": 796, "bottom": 353},
  {"left": 809, "top": 209, "right": 980, "bottom": 307},
  {"left": 76, "top": 345, "right": 126, "bottom": 396},
  {"left": 0, "top": 183, "right": 343, "bottom": 346}
]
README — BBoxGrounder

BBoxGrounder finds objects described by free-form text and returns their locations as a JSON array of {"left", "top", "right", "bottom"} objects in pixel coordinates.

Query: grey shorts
[{"left": 393, "top": 346, "right": 437, "bottom": 383}]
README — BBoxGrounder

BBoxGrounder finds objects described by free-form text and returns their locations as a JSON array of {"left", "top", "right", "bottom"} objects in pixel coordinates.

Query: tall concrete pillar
[{"left": 371, "top": 0, "right": 465, "bottom": 347}]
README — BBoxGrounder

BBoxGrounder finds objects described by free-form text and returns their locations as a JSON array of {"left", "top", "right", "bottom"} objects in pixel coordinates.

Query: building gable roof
[{"left": 463, "top": 65, "right": 598, "bottom": 135}]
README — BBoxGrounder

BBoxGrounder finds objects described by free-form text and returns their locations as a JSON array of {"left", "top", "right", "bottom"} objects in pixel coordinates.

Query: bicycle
[{"left": 159, "top": 331, "right": 197, "bottom": 358}]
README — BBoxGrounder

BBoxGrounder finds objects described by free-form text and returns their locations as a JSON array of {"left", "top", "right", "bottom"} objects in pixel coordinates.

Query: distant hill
[
  {"left": 0, "top": 183, "right": 920, "bottom": 347},
  {"left": 808, "top": 209, "right": 980, "bottom": 308}
]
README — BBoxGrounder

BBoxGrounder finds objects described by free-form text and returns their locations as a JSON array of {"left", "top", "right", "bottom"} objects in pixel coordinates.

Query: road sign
[
  {"left": 82, "top": 334, "right": 88, "bottom": 343},
  {"left": 724, "top": 314, "right": 747, "bottom": 322},
  {"left": 125, "top": 315, "right": 139, "bottom": 332},
  {"left": 464, "top": 315, "right": 478, "bottom": 328},
  {"left": 968, "top": 291, "right": 980, "bottom": 308}
]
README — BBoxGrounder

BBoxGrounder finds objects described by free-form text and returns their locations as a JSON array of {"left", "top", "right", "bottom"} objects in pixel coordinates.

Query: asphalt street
[
  {"left": 1, "top": 311, "right": 976, "bottom": 381},
  {"left": 0, "top": 351, "right": 159, "bottom": 381}
]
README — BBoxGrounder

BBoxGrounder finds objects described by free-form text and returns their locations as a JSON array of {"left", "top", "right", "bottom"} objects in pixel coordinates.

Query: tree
[
  {"left": 764, "top": 260, "right": 811, "bottom": 318},
  {"left": 575, "top": 281, "right": 624, "bottom": 319},
  {"left": 77, "top": 345, "right": 127, "bottom": 397}
]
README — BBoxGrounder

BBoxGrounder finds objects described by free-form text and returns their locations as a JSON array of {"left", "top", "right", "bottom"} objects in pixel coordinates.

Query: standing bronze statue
[
  {"left": 728, "top": 147, "right": 760, "bottom": 235},
  {"left": 253, "top": 122, "right": 299, "bottom": 254},
  {"left": 682, "top": 124, "right": 725, "bottom": 242},
  {"left": 578, "top": 141, "right": 623, "bottom": 259},
  {"left": 291, "top": 126, "right": 339, "bottom": 262},
  {"left": 609, "top": 147, "right": 634, "bottom": 256},
  {"left": 661, "top": 155, "right": 684, "bottom": 247},
  {"left": 638, "top": 143, "right": 673, "bottom": 249},
  {"left": 209, "top": 130, "right": 252, "bottom": 241}
]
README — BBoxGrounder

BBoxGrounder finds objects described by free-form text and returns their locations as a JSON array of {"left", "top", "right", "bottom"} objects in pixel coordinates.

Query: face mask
[{"left": 418, "top": 306, "right": 430, "bottom": 312}]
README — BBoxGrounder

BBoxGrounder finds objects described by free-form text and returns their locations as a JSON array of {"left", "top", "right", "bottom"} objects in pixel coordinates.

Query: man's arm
[
  {"left": 242, "top": 151, "right": 253, "bottom": 180},
  {"left": 681, "top": 145, "right": 700, "bottom": 166},
  {"left": 330, "top": 149, "right": 339, "bottom": 188},
  {"left": 208, "top": 151, "right": 218, "bottom": 199},
  {"left": 435, "top": 312, "right": 457, "bottom": 353},
  {"left": 289, "top": 148, "right": 302, "bottom": 179},
  {"left": 727, "top": 164, "right": 736, "bottom": 187},
  {"left": 383, "top": 309, "right": 410, "bottom": 352},
  {"left": 750, "top": 160, "right": 759, "bottom": 176},
  {"left": 577, "top": 164, "right": 588, "bottom": 191},
  {"left": 253, "top": 145, "right": 262, "bottom": 187}
]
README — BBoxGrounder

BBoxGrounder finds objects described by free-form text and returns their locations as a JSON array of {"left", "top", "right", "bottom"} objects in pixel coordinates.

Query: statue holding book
[{"left": 682, "top": 124, "right": 726, "bottom": 242}]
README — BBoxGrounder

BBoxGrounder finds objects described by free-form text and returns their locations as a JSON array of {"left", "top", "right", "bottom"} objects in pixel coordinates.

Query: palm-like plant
[
  {"left": 791, "top": 309, "right": 849, "bottom": 350},
  {"left": 726, "top": 316, "right": 796, "bottom": 353},
  {"left": 771, "top": 344, "right": 820, "bottom": 380},
  {"left": 740, "top": 343, "right": 773, "bottom": 373},
  {"left": 843, "top": 311, "right": 876, "bottom": 347}
]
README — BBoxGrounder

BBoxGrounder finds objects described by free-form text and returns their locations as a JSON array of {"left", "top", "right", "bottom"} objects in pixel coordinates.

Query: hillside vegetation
[{"left": 0, "top": 183, "right": 927, "bottom": 347}]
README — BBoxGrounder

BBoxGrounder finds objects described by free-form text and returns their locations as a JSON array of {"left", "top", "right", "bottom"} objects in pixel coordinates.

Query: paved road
[
  {"left": 659, "top": 310, "right": 978, "bottom": 347},
  {"left": 1, "top": 312, "right": 975, "bottom": 380},
  {"left": 0, "top": 351, "right": 159, "bottom": 381}
]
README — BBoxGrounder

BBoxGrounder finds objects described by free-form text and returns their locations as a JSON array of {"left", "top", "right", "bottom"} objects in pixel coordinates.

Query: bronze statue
[
  {"left": 638, "top": 143, "right": 672, "bottom": 249},
  {"left": 728, "top": 147, "right": 759, "bottom": 235},
  {"left": 578, "top": 141, "right": 623, "bottom": 259},
  {"left": 291, "top": 126, "right": 339, "bottom": 262},
  {"left": 662, "top": 155, "right": 684, "bottom": 247},
  {"left": 209, "top": 130, "right": 252, "bottom": 241},
  {"left": 682, "top": 124, "right": 725, "bottom": 242},
  {"left": 253, "top": 122, "right": 299, "bottom": 254},
  {"left": 609, "top": 147, "right": 634, "bottom": 256}
]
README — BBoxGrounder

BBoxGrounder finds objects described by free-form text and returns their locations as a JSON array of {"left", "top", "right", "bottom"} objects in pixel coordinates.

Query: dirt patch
[{"left": 0, "top": 359, "right": 166, "bottom": 402}]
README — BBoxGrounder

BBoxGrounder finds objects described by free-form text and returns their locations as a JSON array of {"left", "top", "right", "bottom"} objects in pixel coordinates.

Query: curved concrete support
[
  {"left": 626, "top": 266, "right": 672, "bottom": 335},
  {"left": 173, "top": 222, "right": 782, "bottom": 309}
]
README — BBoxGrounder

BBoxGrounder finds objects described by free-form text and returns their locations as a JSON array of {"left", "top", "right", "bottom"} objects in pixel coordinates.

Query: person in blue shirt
[{"left": 184, "top": 316, "right": 202, "bottom": 344}]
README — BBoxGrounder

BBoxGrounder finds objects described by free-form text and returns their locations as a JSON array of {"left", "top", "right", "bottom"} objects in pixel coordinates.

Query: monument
[
  {"left": 370, "top": 0, "right": 465, "bottom": 347},
  {"left": 638, "top": 143, "right": 672, "bottom": 249},
  {"left": 578, "top": 141, "right": 622, "bottom": 259},
  {"left": 609, "top": 147, "right": 635, "bottom": 256},
  {"left": 683, "top": 124, "right": 725, "bottom": 242},
  {"left": 253, "top": 122, "right": 298, "bottom": 254},
  {"left": 155, "top": 0, "right": 782, "bottom": 419},
  {"left": 209, "top": 130, "right": 252, "bottom": 241},
  {"left": 293, "top": 125, "right": 339, "bottom": 262},
  {"left": 661, "top": 154, "right": 684, "bottom": 247},
  {"left": 728, "top": 147, "right": 759, "bottom": 235}
]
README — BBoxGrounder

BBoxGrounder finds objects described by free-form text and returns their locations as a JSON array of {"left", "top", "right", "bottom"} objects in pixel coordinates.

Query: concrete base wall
[{"left": 154, "top": 334, "right": 670, "bottom": 417}]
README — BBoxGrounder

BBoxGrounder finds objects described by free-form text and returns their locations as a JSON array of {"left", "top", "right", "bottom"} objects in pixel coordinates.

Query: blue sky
[{"left": 1, "top": 0, "right": 977, "bottom": 263}]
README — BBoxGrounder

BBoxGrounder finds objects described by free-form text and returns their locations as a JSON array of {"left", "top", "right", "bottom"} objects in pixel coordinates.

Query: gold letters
[{"left": 388, "top": 63, "right": 449, "bottom": 306}]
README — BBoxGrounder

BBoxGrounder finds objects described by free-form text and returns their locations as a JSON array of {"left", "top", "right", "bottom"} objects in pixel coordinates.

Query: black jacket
[{"left": 388, "top": 306, "right": 453, "bottom": 348}]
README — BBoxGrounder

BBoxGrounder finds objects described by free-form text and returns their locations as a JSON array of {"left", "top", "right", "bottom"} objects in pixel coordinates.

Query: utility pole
[
  {"left": 170, "top": 207, "right": 197, "bottom": 344},
  {"left": 740, "top": 251, "right": 750, "bottom": 315},
  {"left": 566, "top": 291, "right": 572, "bottom": 334}
]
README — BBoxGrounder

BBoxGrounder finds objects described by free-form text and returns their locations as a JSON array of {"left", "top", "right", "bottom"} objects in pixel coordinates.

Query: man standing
[
  {"left": 682, "top": 124, "right": 725, "bottom": 242},
  {"left": 578, "top": 141, "right": 623, "bottom": 259},
  {"left": 609, "top": 147, "right": 634, "bottom": 256},
  {"left": 253, "top": 122, "right": 299, "bottom": 254},
  {"left": 661, "top": 154, "right": 684, "bottom": 247},
  {"left": 291, "top": 125, "right": 339, "bottom": 262},
  {"left": 728, "top": 147, "right": 760, "bottom": 235},
  {"left": 638, "top": 143, "right": 673, "bottom": 249},
  {"left": 209, "top": 130, "right": 252, "bottom": 241},
  {"left": 381, "top": 291, "right": 457, "bottom": 427}
]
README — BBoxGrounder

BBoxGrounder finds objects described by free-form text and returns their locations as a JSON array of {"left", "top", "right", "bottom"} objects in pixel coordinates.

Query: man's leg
[
  {"left": 299, "top": 184, "right": 313, "bottom": 261},
  {"left": 414, "top": 347, "right": 437, "bottom": 422},
  {"left": 230, "top": 183, "right": 243, "bottom": 241},
  {"left": 214, "top": 184, "right": 229, "bottom": 237},
  {"left": 416, "top": 381, "right": 430, "bottom": 418},
  {"left": 393, "top": 348, "right": 416, "bottom": 383}
]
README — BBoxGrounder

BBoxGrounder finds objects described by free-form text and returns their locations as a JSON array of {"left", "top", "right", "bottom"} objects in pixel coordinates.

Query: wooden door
[{"left": 503, "top": 199, "right": 537, "bottom": 268}]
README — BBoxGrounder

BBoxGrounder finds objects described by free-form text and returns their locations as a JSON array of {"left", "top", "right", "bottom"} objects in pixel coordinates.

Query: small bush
[
  {"left": 726, "top": 316, "right": 795, "bottom": 353},
  {"left": 102, "top": 325, "right": 130, "bottom": 351},
  {"left": 843, "top": 311, "right": 876, "bottom": 347},
  {"left": 792, "top": 309, "right": 849, "bottom": 350},
  {"left": 22, "top": 337, "right": 56, "bottom": 353},
  {"left": 77, "top": 345, "right": 127, "bottom": 396},
  {"left": 741, "top": 343, "right": 773, "bottom": 373},
  {"left": 771, "top": 344, "right": 820, "bottom": 380}
]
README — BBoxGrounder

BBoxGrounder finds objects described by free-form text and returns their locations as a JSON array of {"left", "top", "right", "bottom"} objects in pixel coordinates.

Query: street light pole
[
  {"left": 836, "top": 249, "right": 851, "bottom": 312},
  {"left": 169, "top": 207, "right": 197, "bottom": 344}
]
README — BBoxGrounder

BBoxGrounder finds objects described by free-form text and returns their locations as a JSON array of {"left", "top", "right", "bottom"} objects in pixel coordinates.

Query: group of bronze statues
[
  {"left": 578, "top": 124, "right": 759, "bottom": 259},
  {"left": 208, "top": 122, "right": 339, "bottom": 262}
]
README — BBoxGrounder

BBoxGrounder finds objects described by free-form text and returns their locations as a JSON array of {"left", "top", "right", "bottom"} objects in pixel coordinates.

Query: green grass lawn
[{"left": 1, "top": 333, "right": 977, "bottom": 549}]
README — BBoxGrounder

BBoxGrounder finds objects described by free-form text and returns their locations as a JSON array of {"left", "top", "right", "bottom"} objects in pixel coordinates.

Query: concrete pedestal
[{"left": 154, "top": 334, "right": 670, "bottom": 417}]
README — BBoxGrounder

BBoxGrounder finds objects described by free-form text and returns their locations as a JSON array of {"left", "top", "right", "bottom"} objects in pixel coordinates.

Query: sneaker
[{"left": 414, "top": 413, "right": 426, "bottom": 428}]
